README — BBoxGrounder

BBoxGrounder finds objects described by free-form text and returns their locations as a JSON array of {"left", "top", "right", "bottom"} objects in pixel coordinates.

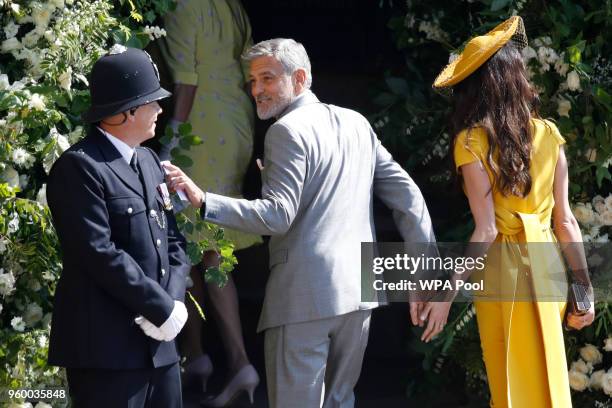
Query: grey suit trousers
[{"left": 264, "top": 310, "right": 372, "bottom": 408}]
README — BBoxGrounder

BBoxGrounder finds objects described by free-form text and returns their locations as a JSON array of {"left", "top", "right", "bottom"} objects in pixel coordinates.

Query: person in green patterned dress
[{"left": 160, "top": 0, "right": 261, "bottom": 405}]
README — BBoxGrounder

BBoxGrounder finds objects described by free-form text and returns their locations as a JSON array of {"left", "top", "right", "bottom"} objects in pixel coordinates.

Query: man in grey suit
[{"left": 164, "top": 38, "right": 437, "bottom": 407}]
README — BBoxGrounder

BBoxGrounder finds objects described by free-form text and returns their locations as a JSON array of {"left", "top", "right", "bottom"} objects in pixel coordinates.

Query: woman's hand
[
  {"left": 419, "top": 301, "right": 452, "bottom": 343},
  {"left": 162, "top": 162, "right": 205, "bottom": 208},
  {"left": 566, "top": 305, "right": 595, "bottom": 330}
]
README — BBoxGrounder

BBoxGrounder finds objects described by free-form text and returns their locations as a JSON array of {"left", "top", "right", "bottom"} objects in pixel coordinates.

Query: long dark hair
[{"left": 451, "top": 42, "right": 540, "bottom": 197}]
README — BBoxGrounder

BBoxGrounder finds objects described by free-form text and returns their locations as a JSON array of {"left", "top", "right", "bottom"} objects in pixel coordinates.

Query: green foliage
[{"left": 160, "top": 120, "right": 238, "bottom": 288}]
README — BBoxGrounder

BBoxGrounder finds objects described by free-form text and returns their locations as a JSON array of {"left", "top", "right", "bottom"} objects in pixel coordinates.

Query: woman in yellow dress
[
  {"left": 160, "top": 0, "right": 261, "bottom": 405},
  {"left": 426, "top": 16, "right": 595, "bottom": 407}
]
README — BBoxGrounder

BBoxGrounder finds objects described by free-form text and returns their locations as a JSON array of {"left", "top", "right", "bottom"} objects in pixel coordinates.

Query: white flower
[
  {"left": 142, "top": 25, "right": 167, "bottom": 41},
  {"left": 12, "top": 147, "right": 34, "bottom": 168},
  {"left": 32, "top": 4, "right": 53, "bottom": 30},
  {"left": 603, "top": 372, "right": 612, "bottom": 396},
  {"left": 557, "top": 99, "right": 571, "bottom": 118},
  {"left": 11, "top": 316, "right": 25, "bottom": 332},
  {"left": 571, "top": 359, "right": 593, "bottom": 374},
  {"left": 9, "top": 79, "right": 25, "bottom": 91},
  {"left": 580, "top": 344, "right": 603, "bottom": 364},
  {"left": 36, "top": 184, "right": 47, "bottom": 206},
  {"left": 567, "top": 71, "right": 581, "bottom": 91},
  {"left": 58, "top": 66, "right": 72, "bottom": 91},
  {"left": 603, "top": 211, "right": 612, "bottom": 226},
  {"left": 108, "top": 44, "right": 127, "bottom": 55},
  {"left": 22, "top": 30, "right": 40, "bottom": 48},
  {"left": 569, "top": 369, "right": 589, "bottom": 391},
  {"left": 537, "top": 46, "right": 558, "bottom": 70},
  {"left": 42, "top": 270, "right": 55, "bottom": 282},
  {"left": 1, "top": 37, "right": 22, "bottom": 53},
  {"left": 4, "top": 21, "right": 19, "bottom": 39},
  {"left": 0, "top": 74, "right": 9, "bottom": 91},
  {"left": 605, "top": 195, "right": 612, "bottom": 212},
  {"left": 0, "top": 269, "right": 16, "bottom": 296},
  {"left": 554, "top": 57, "right": 569, "bottom": 77},
  {"left": 604, "top": 337, "right": 612, "bottom": 352},
  {"left": 595, "top": 233, "right": 609, "bottom": 243},
  {"left": 521, "top": 46, "right": 537, "bottom": 61},
  {"left": 37, "top": 334, "right": 48, "bottom": 348},
  {"left": 24, "top": 303, "right": 43, "bottom": 326},
  {"left": 590, "top": 369, "right": 605, "bottom": 390},
  {"left": 574, "top": 203, "right": 595, "bottom": 225},
  {"left": 50, "top": 0, "right": 65, "bottom": 8},
  {"left": 8, "top": 213, "right": 19, "bottom": 234},
  {"left": 29, "top": 93, "right": 45, "bottom": 110},
  {"left": 1, "top": 165, "right": 20, "bottom": 188},
  {"left": 43, "top": 29, "right": 55, "bottom": 43}
]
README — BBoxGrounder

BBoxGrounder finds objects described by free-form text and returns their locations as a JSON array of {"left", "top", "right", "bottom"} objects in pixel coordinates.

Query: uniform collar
[{"left": 97, "top": 126, "right": 136, "bottom": 165}]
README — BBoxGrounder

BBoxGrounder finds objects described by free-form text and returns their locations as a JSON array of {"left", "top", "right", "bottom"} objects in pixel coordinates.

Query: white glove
[
  {"left": 135, "top": 300, "right": 188, "bottom": 342},
  {"left": 159, "top": 300, "right": 188, "bottom": 341},
  {"left": 135, "top": 316, "right": 165, "bottom": 341}
]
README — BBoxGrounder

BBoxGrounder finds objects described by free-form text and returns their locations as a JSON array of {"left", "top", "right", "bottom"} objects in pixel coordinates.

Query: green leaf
[
  {"left": 178, "top": 122, "right": 193, "bottom": 136},
  {"left": 165, "top": 125, "right": 175, "bottom": 138},
  {"left": 125, "top": 34, "right": 143, "bottom": 49},
  {"left": 204, "top": 266, "right": 229, "bottom": 287},
  {"left": 144, "top": 10, "right": 156, "bottom": 23},
  {"left": 186, "top": 242, "right": 202, "bottom": 265},
  {"left": 372, "top": 92, "right": 398, "bottom": 107},
  {"left": 490, "top": 0, "right": 511, "bottom": 11},
  {"left": 172, "top": 154, "right": 193, "bottom": 169},
  {"left": 593, "top": 86, "right": 612, "bottom": 111},
  {"left": 385, "top": 77, "right": 409, "bottom": 96},
  {"left": 596, "top": 166, "right": 611, "bottom": 187},
  {"left": 159, "top": 134, "right": 172, "bottom": 146}
]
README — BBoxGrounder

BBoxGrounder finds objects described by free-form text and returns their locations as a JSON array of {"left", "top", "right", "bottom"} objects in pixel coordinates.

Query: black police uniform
[{"left": 46, "top": 46, "right": 190, "bottom": 408}]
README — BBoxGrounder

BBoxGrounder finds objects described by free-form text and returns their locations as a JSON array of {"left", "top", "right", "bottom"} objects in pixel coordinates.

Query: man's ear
[{"left": 292, "top": 68, "right": 307, "bottom": 92}]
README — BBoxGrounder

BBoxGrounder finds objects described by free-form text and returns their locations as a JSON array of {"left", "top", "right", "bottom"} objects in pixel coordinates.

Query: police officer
[{"left": 47, "top": 45, "right": 190, "bottom": 408}]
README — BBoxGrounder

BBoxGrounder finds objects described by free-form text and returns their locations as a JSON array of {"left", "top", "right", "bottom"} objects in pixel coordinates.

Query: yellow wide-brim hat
[{"left": 433, "top": 16, "right": 527, "bottom": 89}]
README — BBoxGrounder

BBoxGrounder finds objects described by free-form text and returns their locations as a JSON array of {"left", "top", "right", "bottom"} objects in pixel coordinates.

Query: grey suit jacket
[{"left": 204, "top": 91, "right": 436, "bottom": 331}]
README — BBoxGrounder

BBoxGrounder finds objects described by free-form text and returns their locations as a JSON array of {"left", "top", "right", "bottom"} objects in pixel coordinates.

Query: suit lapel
[{"left": 93, "top": 128, "right": 144, "bottom": 197}]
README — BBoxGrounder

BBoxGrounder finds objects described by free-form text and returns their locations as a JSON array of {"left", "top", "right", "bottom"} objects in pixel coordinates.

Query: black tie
[{"left": 129, "top": 152, "right": 139, "bottom": 177}]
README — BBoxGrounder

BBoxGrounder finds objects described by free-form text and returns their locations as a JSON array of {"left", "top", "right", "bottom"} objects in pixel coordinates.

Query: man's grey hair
[{"left": 243, "top": 38, "right": 312, "bottom": 89}]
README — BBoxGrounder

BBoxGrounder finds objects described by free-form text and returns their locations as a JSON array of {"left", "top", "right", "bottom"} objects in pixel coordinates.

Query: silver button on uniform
[
  {"left": 150, "top": 209, "right": 156, "bottom": 217},
  {"left": 161, "top": 268, "right": 166, "bottom": 276},
  {"left": 127, "top": 207, "right": 133, "bottom": 214},
  {"left": 156, "top": 239, "right": 161, "bottom": 247}
]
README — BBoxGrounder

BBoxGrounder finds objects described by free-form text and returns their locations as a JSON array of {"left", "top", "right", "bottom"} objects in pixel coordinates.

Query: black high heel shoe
[
  {"left": 182, "top": 354, "right": 213, "bottom": 393},
  {"left": 201, "top": 364, "right": 259, "bottom": 407}
]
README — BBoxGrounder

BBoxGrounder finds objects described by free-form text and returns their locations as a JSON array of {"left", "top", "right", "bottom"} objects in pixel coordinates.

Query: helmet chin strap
[{"left": 101, "top": 107, "right": 138, "bottom": 126}]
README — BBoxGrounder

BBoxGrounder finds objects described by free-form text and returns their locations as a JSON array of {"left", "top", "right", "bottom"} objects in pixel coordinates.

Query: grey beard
[{"left": 256, "top": 93, "right": 296, "bottom": 120}]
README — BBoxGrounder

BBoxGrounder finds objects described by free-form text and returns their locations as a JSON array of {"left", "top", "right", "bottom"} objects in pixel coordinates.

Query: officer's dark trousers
[{"left": 66, "top": 362, "right": 182, "bottom": 408}]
